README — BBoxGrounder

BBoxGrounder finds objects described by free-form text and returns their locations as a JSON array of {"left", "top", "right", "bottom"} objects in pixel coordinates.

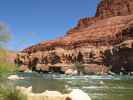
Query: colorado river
[{"left": 13, "top": 72, "right": 133, "bottom": 100}]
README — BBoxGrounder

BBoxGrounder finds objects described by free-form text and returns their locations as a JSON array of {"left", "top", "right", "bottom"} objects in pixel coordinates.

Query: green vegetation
[
  {"left": 0, "top": 49, "right": 21, "bottom": 100},
  {"left": 0, "top": 60, "right": 17, "bottom": 77},
  {"left": 0, "top": 26, "right": 17, "bottom": 77},
  {"left": 0, "top": 48, "right": 18, "bottom": 77},
  {"left": 0, "top": 49, "right": 24, "bottom": 100},
  {"left": 0, "top": 79, "right": 26, "bottom": 100},
  {"left": 73, "top": 62, "right": 85, "bottom": 75},
  {"left": 106, "top": 0, "right": 112, "bottom": 4},
  {"left": 0, "top": 87, "right": 26, "bottom": 100},
  {"left": 0, "top": 33, "right": 11, "bottom": 44},
  {"left": 0, "top": 21, "right": 25, "bottom": 100}
]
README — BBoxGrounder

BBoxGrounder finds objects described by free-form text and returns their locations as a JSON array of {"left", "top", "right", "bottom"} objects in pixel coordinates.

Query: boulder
[
  {"left": 8, "top": 75, "right": 24, "bottom": 80},
  {"left": 65, "top": 69, "right": 78, "bottom": 75},
  {"left": 17, "top": 86, "right": 91, "bottom": 100},
  {"left": 68, "top": 89, "right": 91, "bottom": 100}
]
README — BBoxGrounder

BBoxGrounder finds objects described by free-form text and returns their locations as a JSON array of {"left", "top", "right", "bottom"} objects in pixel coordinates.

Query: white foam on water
[{"left": 82, "top": 86, "right": 106, "bottom": 89}]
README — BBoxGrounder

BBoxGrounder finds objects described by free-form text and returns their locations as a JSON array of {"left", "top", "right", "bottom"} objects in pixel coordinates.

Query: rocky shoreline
[{"left": 16, "top": 86, "right": 91, "bottom": 100}]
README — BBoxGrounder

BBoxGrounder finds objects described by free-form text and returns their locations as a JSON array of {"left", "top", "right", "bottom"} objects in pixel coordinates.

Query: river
[{"left": 13, "top": 72, "right": 133, "bottom": 100}]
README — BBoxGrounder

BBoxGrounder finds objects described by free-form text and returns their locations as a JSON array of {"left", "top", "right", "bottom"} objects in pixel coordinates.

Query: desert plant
[
  {"left": 106, "top": 0, "right": 112, "bottom": 4},
  {"left": 73, "top": 62, "right": 85, "bottom": 75},
  {"left": 0, "top": 48, "right": 18, "bottom": 77},
  {"left": 0, "top": 80, "right": 26, "bottom": 100},
  {"left": 0, "top": 24, "right": 17, "bottom": 76},
  {"left": 0, "top": 23, "right": 11, "bottom": 46},
  {"left": 0, "top": 88, "right": 26, "bottom": 100},
  {"left": 0, "top": 33, "right": 11, "bottom": 44},
  {"left": 0, "top": 60, "right": 18, "bottom": 77}
]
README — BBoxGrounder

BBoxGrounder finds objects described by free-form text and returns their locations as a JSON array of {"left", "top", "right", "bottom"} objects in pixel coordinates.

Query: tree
[
  {"left": 0, "top": 23, "right": 11, "bottom": 48},
  {"left": 0, "top": 33, "right": 11, "bottom": 43},
  {"left": 0, "top": 23, "right": 11, "bottom": 58},
  {"left": 77, "top": 51, "right": 83, "bottom": 63},
  {"left": 73, "top": 62, "right": 85, "bottom": 75}
]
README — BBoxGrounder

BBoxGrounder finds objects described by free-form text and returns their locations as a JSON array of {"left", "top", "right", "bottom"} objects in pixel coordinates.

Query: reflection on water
[{"left": 14, "top": 72, "right": 133, "bottom": 100}]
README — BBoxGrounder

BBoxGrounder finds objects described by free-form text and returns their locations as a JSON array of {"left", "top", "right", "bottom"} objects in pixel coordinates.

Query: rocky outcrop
[
  {"left": 15, "top": 0, "right": 133, "bottom": 74},
  {"left": 68, "top": 89, "right": 91, "bottom": 100},
  {"left": 16, "top": 86, "right": 91, "bottom": 100},
  {"left": 104, "top": 40, "right": 133, "bottom": 73},
  {"left": 96, "top": 0, "right": 133, "bottom": 18},
  {"left": 68, "top": 0, "right": 133, "bottom": 34}
]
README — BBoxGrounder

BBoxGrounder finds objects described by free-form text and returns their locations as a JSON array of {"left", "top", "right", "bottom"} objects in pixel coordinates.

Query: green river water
[{"left": 12, "top": 72, "right": 133, "bottom": 100}]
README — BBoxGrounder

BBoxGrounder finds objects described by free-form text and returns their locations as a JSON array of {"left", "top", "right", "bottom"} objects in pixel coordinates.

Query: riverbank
[
  {"left": 0, "top": 48, "right": 17, "bottom": 77},
  {"left": 0, "top": 49, "right": 25, "bottom": 100},
  {"left": 6, "top": 72, "right": 133, "bottom": 100},
  {"left": 0, "top": 78, "right": 26, "bottom": 100},
  {"left": 16, "top": 86, "right": 91, "bottom": 100}
]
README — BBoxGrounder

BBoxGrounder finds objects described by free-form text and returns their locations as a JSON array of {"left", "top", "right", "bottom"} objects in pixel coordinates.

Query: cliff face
[
  {"left": 68, "top": 0, "right": 133, "bottom": 34},
  {"left": 16, "top": 0, "right": 133, "bottom": 74},
  {"left": 96, "top": 0, "right": 133, "bottom": 18}
]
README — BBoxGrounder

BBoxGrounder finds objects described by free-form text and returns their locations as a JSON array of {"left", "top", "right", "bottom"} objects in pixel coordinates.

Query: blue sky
[{"left": 0, "top": 0, "right": 100, "bottom": 51}]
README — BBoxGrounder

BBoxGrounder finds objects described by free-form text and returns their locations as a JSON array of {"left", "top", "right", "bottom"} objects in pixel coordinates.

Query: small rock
[
  {"left": 100, "top": 81, "right": 104, "bottom": 85},
  {"left": 65, "top": 69, "right": 78, "bottom": 75}
]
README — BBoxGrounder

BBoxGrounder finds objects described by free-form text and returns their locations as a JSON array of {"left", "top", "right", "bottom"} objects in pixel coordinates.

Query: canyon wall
[{"left": 15, "top": 0, "right": 133, "bottom": 74}]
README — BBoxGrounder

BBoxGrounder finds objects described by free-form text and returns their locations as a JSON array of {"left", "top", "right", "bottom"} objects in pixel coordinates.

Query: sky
[{"left": 0, "top": 0, "right": 100, "bottom": 51}]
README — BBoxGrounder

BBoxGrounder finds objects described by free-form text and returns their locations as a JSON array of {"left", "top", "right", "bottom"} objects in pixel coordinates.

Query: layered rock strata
[{"left": 15, "top": 0, "right": 133, "bottom": 74}]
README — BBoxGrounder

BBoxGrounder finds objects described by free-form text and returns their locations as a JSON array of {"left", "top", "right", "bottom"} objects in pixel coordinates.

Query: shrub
[
  {"left": 0, "top": 80, "right": 26, "bottom": 100},
  {"left": 0, "top": 48, "right": 18, "bottom": 77},
  {"left": 73, "top": 62, "right": 85, "bottom": 75},
  {"left": 0, "top": 60, "right": 17, "bottom": 77}
]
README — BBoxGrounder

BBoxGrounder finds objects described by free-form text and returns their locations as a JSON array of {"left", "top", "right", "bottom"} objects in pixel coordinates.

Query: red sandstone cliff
[
  {"left": 16, "top": 0, "right": 133, "bottom": 74},
  {"left": 68, "top": 0, "right": 133, "bottom": 34},
  {"left": 96, "top": 0, "right": 133, "bottom": 18}
]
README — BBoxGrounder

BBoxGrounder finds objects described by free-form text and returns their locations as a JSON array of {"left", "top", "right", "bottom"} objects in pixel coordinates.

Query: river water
[{"left": 14, "top": 72, "right": 133, "bottom": 100}]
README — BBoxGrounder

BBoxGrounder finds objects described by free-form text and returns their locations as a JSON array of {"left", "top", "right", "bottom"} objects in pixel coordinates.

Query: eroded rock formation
[{"left": 15, "top": 0, "right": 133, "bottom": 74}]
